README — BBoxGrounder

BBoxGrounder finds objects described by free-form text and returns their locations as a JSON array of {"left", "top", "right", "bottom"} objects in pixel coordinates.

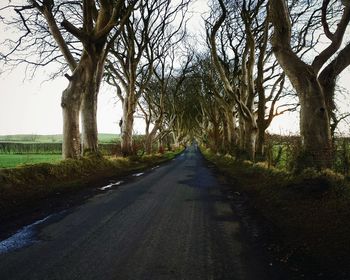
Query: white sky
[
  {"left": 0, "top": 0, "right": 208, "bottom": 136},
  {"left": 0, "top": 0, "right": 349, "bottom": 136},
  {"left": 0, "top": 69, "right": 137, "bottom": 135}
]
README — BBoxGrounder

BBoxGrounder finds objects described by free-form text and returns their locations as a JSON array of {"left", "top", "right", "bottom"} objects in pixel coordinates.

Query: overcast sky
[
  {"left": 0, "top": 0, "right": 349, "bottom": 136},
  {"left": 1, "top": 0, "right": 205, "bottom": 136}
]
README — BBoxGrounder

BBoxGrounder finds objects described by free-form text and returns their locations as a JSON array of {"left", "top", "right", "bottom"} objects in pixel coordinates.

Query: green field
[
  {"left": 0, "top": 134, "right": 122, "bottom": 168},
  {"left": 0, "top": 133, "right": 120, "bottom": 144},
  {"left": 0, "top": 154, "right": 62, "bottom": 168}
]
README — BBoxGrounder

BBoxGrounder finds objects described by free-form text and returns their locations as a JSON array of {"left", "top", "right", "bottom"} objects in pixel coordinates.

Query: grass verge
[
  {"left": 201, "top": 147, "right": 350, "bottom": 279},
  {"left": 0, "top": 150, "right": 182, "bottom": 224}
]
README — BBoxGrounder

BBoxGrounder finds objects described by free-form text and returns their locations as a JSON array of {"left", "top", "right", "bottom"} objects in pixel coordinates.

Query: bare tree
[
  {"left": 138, "top": 43, "right": 192, "bottom": 154},
  {"left": 207, "top": 0, "right": 255, "bottom": 159},
  {"left": 0, "top": 0, "right": 135, "bottom": 158},
  {"left": 194, "top": 54, "right": 235, "bottom": 153},
  {"left": 106, "top": 0, "right": 190, "bottom": 156},
  {"left": 270, "top": 0, "right": 350, "bottom": 168}
]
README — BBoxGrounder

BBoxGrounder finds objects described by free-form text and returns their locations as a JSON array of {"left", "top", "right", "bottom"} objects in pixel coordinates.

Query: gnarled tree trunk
[
  {"left": 145, "top": 124, "right": 160, "bottom": 154},
  {"left": 80, "top": 55, "right": 106, "bottom": 156},
  {"left": 172, "top": 129, "right": 183, "bottom": 150},
  {"left": 299, "top": 82, "right": 332, "bottom": 168},
  {"left": 224, "top": 107, "right": 237, "bottom": 152},
  {"left": 209, "top": 0, "right": 257, "bottom": 161},
  {"left": 121, "top": 95, "right": 136, "bottom": 156},
  {"left": 81, "top": 88, "right": 98, "bottom": 155},
  {"left": 270, "top": 0, "right": 334, "bottom": 169},
  {"left": 243, "top": 120, "right": 258, "bottom": 162},
  {"left": 256, "top": 123, "right": 266, "bottom": 161},
  {"left": 61, "top": 80, "right": 83, "bottom": 159},
  {"left": 44, "top": 1, "right": 130, "bottom": 159}
]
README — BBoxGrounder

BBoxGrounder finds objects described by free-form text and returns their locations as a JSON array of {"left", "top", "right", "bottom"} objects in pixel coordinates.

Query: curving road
[{"left": 0, "top": 146, "right": 282, "bottom": 280}]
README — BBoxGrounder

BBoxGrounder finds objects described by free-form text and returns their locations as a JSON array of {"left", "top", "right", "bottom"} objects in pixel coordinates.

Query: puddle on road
[
  {"left": 99, "top": 181, "right": 124, "bottom": 191},
  {"left": 132, "top": 172, "right": 144, "bottom": 177},
  {"left": 0, "top": 215, "right": 52, "bottom": 254}
]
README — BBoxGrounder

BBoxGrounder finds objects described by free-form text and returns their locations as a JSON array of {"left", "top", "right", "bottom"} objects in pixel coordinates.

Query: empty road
[{"left": 0, "top": 146, "right": 282, "bottom": 280}]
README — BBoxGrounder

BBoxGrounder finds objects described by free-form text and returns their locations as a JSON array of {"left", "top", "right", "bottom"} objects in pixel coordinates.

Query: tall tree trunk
[
  {"left": 299, "top": 84, "right": 332, "bottom": 168},
  {"left": 166, "top": 135, "right": 172, "bottom": 151},
  {"left": 256, "top": 72, "right": 267, "bottom": 160},
  {"left": 284, "top": 71, "right": 332, "bottom": 168},
  {"left": 244, "top": 120, "right": 258, "bottom": 162},
  {"left": 270, "top": 0, "right": 334, "bottom": 169},
  {"left": 256, "top": 126, "right": 266, "bottom": 161},
  {"left": 81, "top": 88, "right": 98, "bottom": 155},
  {"left": 238, "top": 117, "right": 245, "bottom": 151},
  {"left": 210, "top": 120, "right": 220, "bottom": 153},
  {"left": 224, "top": 107, "right": 236, "bottom": 152},
  {"left": 145, "top": 124, "right": 160, "bottom": 154},
  {"left": 39, "top": 0, "right": 134, "bottom": 159},
  {"left": 121, "top": 96, "right": 136, "bottom": 156},
  {"left": 256, "top": 77, "right": 267, "bottom": 161},
  {"left": 158, "top": 133, "right": 165, "bottom": 154},
  {"left": 144, "top": 119, "right": 151, "bottom": 155},
  {"left": 80, "top": 56, "right": 105, "bottom": 156},
  {"left": 172, "top": 132, "right": 180, "bottom": 149},
  {"left": 145, "top": 136, "right": 153, "bottom": 154},
  {"left": 61, "top": 82, "right": 83, "bottom": 159},
  {"left": 143, "top": 99, "right": 163, "bottom": 154},
  {"left": 222, "top": 116, "right": 228, "bottom": 153}
]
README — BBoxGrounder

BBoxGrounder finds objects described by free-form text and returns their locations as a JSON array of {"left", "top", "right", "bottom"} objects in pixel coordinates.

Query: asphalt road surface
[{"left": 0, "top": 146, "right": 282, "bottom": 280}]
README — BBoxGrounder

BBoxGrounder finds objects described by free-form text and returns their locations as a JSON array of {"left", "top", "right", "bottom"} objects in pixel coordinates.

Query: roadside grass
[
  {"left": 0, "top": 154, "right": 62, "bottom": 168},
  {"left": 0, "top": 149, "right": 183, "bottom": 223},
  {"left": 201, "top": 147, "right": 350, "bottom": 278}
]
